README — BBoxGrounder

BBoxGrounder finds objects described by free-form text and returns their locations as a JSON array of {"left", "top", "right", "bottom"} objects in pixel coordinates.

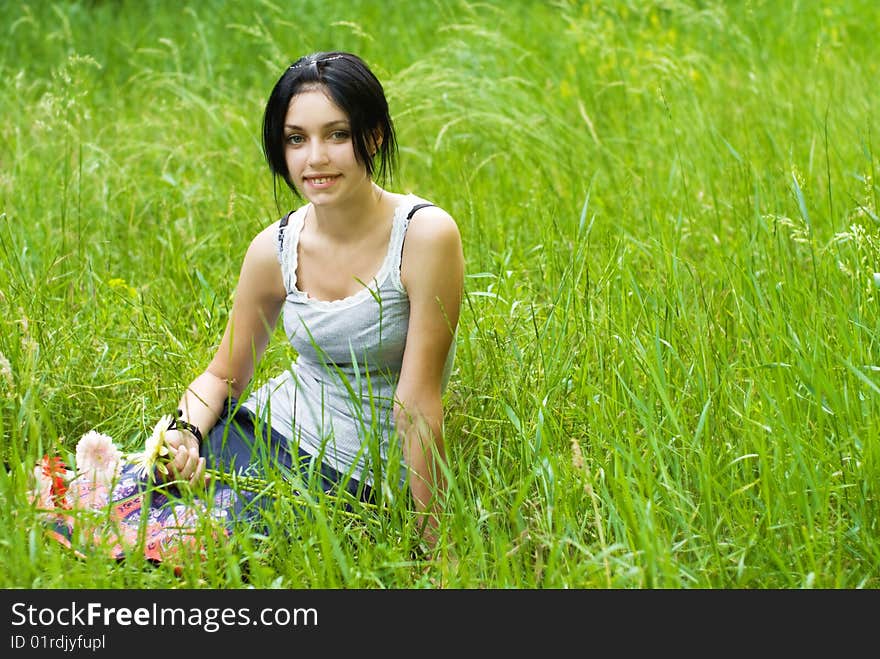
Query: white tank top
[{"left": 241, "top": 194, "right": 455, "bottom": 487}]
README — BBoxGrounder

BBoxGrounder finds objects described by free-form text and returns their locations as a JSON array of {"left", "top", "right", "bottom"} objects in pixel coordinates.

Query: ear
[{"left": 369, "top": 128, "right": 384, "bottom": 156}]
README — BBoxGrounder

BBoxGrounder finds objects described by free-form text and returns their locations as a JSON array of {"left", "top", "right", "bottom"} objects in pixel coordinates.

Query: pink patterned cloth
[{"left": 39, "top": 463, "right": 239, "bottom": 566}]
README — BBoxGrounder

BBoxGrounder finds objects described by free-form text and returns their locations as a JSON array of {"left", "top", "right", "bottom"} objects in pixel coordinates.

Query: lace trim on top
[{"left": 277, "top": 194, "right": 420, "bottom": 311}]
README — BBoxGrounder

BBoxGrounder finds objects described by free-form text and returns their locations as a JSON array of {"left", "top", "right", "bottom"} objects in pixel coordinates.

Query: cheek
[
  {"left": 335, "top": 143, "right": 363, "bottom": 169},
  {"left": 284, "top": 148, "right": 304, "bottom": 172}
]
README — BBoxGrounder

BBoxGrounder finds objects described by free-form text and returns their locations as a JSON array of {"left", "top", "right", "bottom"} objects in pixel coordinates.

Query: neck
[{"left": 310, "top": 182, "right": 388, "bottom": 241}]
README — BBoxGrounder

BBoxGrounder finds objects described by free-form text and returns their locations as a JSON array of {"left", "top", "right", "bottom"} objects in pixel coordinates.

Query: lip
[
  {"left": 303, "top": 174, "right": 340, "bottom": 192},
  {"left": 303, "top": 174, "right": 340, "bottom": 190}
]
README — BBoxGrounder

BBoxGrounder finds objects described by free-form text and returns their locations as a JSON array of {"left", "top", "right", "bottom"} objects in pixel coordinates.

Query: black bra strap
[
  {"left": 277, "top": 210, "right": 293, "bottom": 254},
  {"left": 406, "top": 203, "right": 435, "bottom": 220}
]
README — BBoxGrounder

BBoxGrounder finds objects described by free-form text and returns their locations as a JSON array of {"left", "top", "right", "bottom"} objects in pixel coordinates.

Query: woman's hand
[{"left": 163, "top": 428, "right": 206, "bottom": 489}]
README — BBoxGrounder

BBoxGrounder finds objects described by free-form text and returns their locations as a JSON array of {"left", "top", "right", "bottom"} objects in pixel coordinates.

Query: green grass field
[{"left": 1, "top": 0, "right": 878, "bottom": 588}]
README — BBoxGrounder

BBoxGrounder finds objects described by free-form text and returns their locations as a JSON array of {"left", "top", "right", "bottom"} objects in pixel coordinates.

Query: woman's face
[{"left": 282, "top": 86, "right": 370, "bottom": 207}]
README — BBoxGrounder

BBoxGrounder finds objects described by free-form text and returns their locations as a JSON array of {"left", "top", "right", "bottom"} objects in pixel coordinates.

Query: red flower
[{"left": 39, "top": 455, "right": 70, "bottom": 509}]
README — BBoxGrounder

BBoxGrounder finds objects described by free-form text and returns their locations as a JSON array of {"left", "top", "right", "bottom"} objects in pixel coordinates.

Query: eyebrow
[{"left": 284, "top": 120, "right": 350, "bottom": 131}]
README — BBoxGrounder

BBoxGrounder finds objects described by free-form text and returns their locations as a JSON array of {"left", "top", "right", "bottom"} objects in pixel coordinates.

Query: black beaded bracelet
[{"left": 168, "top": 409, "right": 203, "bottom": 444}]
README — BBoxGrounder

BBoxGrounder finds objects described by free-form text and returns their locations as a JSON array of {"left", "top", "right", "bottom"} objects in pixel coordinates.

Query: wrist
[{"left": 168, "top": 409, "right": 203, "bottom": 444}]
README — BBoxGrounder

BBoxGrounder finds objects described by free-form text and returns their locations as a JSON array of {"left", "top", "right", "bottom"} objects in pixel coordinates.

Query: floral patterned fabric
[{"left": 38, "top": 462, "right": 245, "bottom": 565}]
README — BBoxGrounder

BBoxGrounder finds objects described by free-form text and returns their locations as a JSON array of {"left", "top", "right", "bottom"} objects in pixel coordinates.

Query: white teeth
[{"left": 310, "top": 177, "right": 333, "bottom": 184}]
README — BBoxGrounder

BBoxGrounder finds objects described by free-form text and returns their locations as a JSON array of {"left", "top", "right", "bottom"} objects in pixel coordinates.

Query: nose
[{"left": 306, "top": 138, "right": 329, "bottom": 166}]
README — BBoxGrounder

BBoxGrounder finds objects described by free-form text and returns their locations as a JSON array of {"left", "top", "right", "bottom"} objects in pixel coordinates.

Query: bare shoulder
[
  {"left": 242, "top": 215, "right": 288, "bottom": 265},
  {"left": 236, "top": 217, "right": 287, "bottom": 300},
  {"left": 401, "top": 204, "right": 464, "bottom": 287},
  {"left": 404, "top": 205, "right": 461, "bottom": 249},
  {"left": 252, "top": 217, "right": 284, "bottom": 249}
]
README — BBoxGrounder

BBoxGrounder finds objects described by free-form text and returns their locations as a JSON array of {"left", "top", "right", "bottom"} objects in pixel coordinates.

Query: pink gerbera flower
[{"left": 75, "top": 430, "right": 122, "bottom": 485}]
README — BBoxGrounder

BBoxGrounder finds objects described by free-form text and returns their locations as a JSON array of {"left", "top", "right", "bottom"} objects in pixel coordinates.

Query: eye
[
  {"left": 285, "top": 134, "right": 305, "bottom": 145},
  {"left": 330, "top": 130, "right": 350, "bottom": 141}
]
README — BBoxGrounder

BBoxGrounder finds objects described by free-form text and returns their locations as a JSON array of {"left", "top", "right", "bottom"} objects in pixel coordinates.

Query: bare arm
[
  {"left": 395, "top": 206, "right": 464, "bottom": 547},
  {"left": 165, "top": 221, "right": 288, "bottom": 485}
]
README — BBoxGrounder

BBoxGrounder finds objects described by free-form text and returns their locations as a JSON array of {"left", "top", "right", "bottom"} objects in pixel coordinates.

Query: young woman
[{"left": 161, "top": 52, "right": 464, "bottom": 546}]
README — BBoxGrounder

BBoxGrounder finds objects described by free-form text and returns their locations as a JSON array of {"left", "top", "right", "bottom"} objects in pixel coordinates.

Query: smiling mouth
[{"left": 305, "top": 175, "right": 338, "bottom": 185}]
